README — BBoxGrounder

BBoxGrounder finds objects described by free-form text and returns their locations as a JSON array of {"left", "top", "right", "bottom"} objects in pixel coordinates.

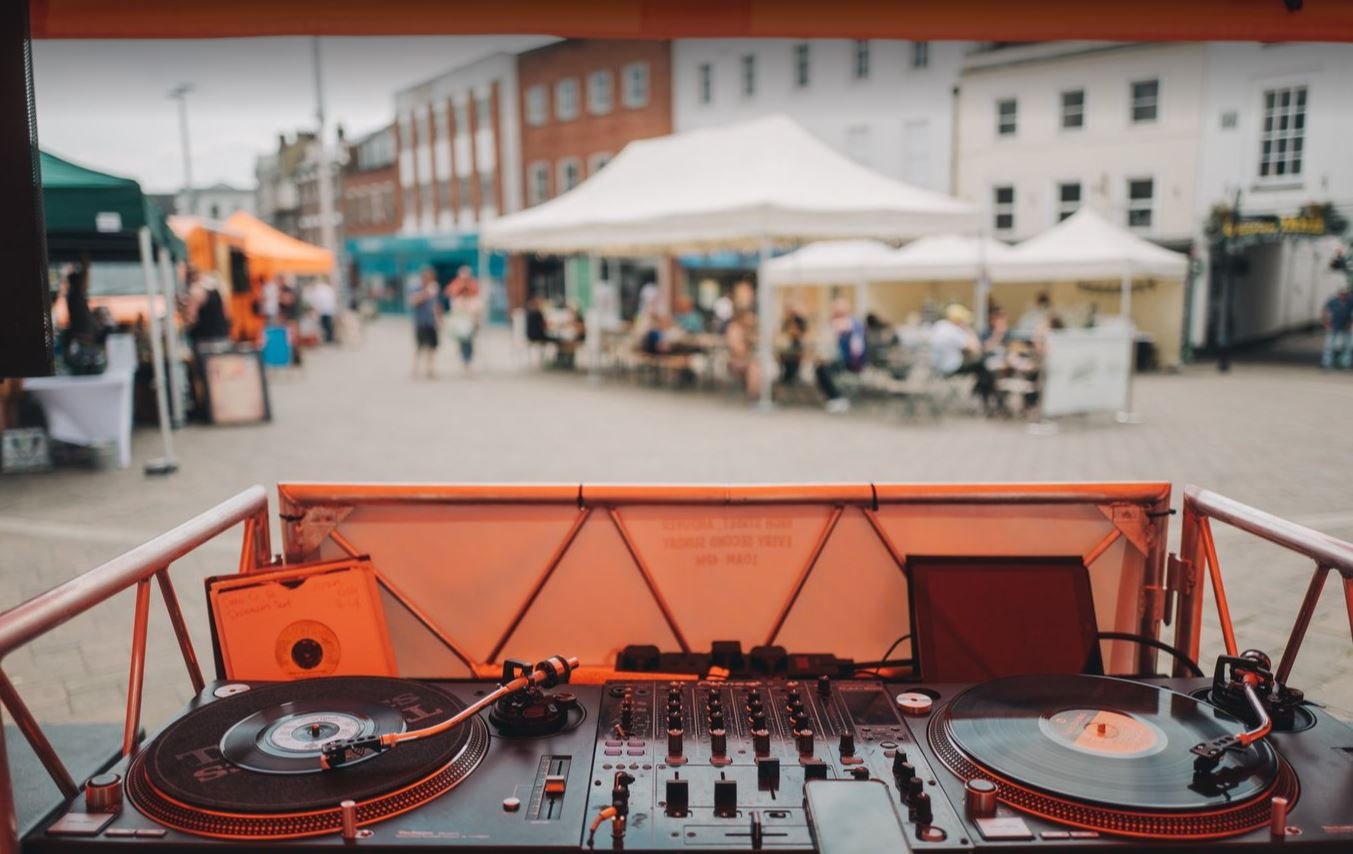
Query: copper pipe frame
[
  {"left": 1197, "top": 517, "right": 1239, "bottom": 657},
  {"left": 155, "top": 570, "right": 205, "bottom": 695},
  {"left": 763, "top": 507, "right": 843, "bottom": 646},
  {"left": 0, "top": 486, "right": 270, "bottom": 854},
  {"left": 487, "top": 508, "right": 592, "bottom": 664},
  {"left": 608, "top": 508, "right": 690, "bottom": 653},
  {"left": 1177, "top": 485, "right": 1353, "bottom": 685}
]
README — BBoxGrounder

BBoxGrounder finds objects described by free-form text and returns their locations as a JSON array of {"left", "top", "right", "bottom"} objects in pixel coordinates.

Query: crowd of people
[{"left": 409, "top": 265, "right": 484, "bottom": 378}]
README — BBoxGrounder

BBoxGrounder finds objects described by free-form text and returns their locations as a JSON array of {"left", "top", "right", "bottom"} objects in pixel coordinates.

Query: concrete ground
[{"left": 1, "top": 317, "right": 1350, "bottom": 740}]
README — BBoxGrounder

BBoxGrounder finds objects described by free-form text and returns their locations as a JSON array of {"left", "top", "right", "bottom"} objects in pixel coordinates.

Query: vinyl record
[
  {"left": 127, "top": 676, "right": 489, "bottom": 839},
  {"left": 940, "top": 675, "right": 1278, "bottom": 811}
]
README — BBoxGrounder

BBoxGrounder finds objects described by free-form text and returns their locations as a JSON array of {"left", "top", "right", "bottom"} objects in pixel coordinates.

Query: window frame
[
  {"left": 587, "top": 69, "right": 613, "bottom": 115},
  {"left": 993, "top": 184, "right": 1015, "bottom": 233},
  {"left": 527, "top": 161, "right": 550, "bottom": 205},
  {"left": 474, "top": 93, "right": 492, "bottom": 129},
  {"left": 1130, "top": 78, "right": 1160, "bottom": 124},
  {"left": 588, "top": 152, "right": 612, "bottom": 175},
  {"left": 911, "top": 41, "right": 929, "bottom": 69},
  {"left": 1257, "top": 84, "right": 1308, "bottom": 182},
  {"left": 622, "top": 61, "right": 650, "bottom": 108},
  {"left": 554, "top": 77, "right": 580, "bottom": 122},
  {"left": 1126, "top": 176, "right": 1154, "bottom": 229},
  {"left": 793, "top": 43, "right": 810, "bottom": 88},
  {"left": 525, "top": 85, "right": 548, "bottom": 127},
  {"left": 853, "top": 40, "right": 870, "bottom": 80},
  {"left": 698, "top": 62, "right": 713, "bottom": 104},
  {"left": 478, "top": 171, "right": 496, "bottom": 210},
  {"left": 1060, "top": 89, "right": 1085, "bottom": 130},
  {"left": 556, "top": 157, "right": 582, "bottom": 194},
  {"left": 1055, "top": 180, "right": 1081, "bottom": 222},
  {"left": 996, "top": 98, "right": 1017, "bottom": 137},
  {"left": 741, "top": 54, "right": 756, "bottom": 97}
]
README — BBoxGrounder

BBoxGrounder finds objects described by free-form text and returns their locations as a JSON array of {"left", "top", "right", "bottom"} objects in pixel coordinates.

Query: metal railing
[
  {"left": 1175, "top": 485, "right": 1353, "bottom": 682},
  {"left": 0, "top": 486, "right": 271, "bottom": 854}
]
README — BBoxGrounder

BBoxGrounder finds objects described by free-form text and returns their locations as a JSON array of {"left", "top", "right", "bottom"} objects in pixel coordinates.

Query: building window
[
  {"left": 911, "top": 41, "right": 929, "bottom": 69},
  {"left": 434, "top": 106, "right": 449, "bottom": 143},
  {"left": 996, "top": 98, "right": 1017, "bottom": 136},
  {"left": 793, "top": 43, "right": 810, "bottom": 88},
  {"left": 993, "top": 185, "right": 1015, "bottom": 232},
  {"left": 475, "top": 93, "right": 492, "bottom": 128},
  {"left": 555, "top": 78, "right": 580, "bottom": 121},
  {"left": 588, "top": 69, "right": 613, "bottom": 115},
  {"left": 698, "top": 63, "right": 713, "bottom": 104},
  {"left": 1061, "top": 89, "right": 1084, "bottom": 129},
  {"left": 454, "top": 101, "right": 470, "bottom": 136},
  {"left": 479, "top": 171, "right": 496, "bottom": 208},
  {"left": 1127, "top": 178, "right": 1154, "bottom": 228},
  {"left": 1056, "top": 181, "right": 1081, "bottom": 221},
  {"left": 853, "top": 41, "right": 870, "bottom": 79},
  {"left": 588, "top": 152, "right": 611, "bottom": 174},
  {"left": 623, "top": 62, "right": 650, "bottom": 108},
  {"left": 1259, "top": 86, "right": 1306, "bottom": 179},
  {"left": 1130, "top": 79, "right": 1159, "bottom": 123},
  {"left": 457, "top": 174, "right": 473, "bottom": 208},
  {"left": 440, "top": 174, "right": 452, "bottom": 211},
  {"left": 528, "top": 161, "right": 550, "bottom": 205},
  {"left": 525, "top": 85, "right": 548, "bottom": 126},
  {"left": 741, "top": 54, "right": 756, "bottom": 96},
  {"left": 557, "top": 158, "right": 581, "bottom": 193},
  {"left": 1220, "top": 109, "right": 1238, "bottom": 130}
]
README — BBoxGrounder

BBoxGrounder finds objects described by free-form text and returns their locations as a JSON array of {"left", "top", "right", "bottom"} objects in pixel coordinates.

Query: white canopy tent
[{"left": 481, "top": 114, "right": 976, "bottom": 405}]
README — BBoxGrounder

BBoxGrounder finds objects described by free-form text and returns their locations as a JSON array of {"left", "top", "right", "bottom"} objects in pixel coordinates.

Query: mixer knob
[
  {"left": 817, "top": 675, "right": 831, "bottom": 697},
  {"left": 713, "top": 779, "right": 738, "bottom": 818},
  {"left": 665, "top": 776, "right": 689, "bottom": 816},
  {"left": 894, "top": 761, "right": 915, "bottom": 783},
  {"left": 749, "top": 711, "right": 767, "bottom": 730},
  {"left": 707, "top": 693, "right": 722, "bottom": 709},
  {"left": 793, "top": 713, "right": 810, "bottom": 732},
  {"left": 668, "top": 711, "right": 683, "bottom": 730},
  {"left": 838, "top": 733, "right": 855, "bottom": 758},
  {"left": 667, "top": 728, "right": 685, "bottom": 763},
  {"left": 910, "top": 791, "right": 933, "bottom": 824},
  {"left": 905, "top": 776, "right": 925, "bottom": 802},
  {"left": 795, "top": 729, "right": 815, "bottom": 757},
  {"left": 890, "top": 750, "right": 909, "bottom": 776},
  {"left": 753, "top": 729, "right": 771, "bottom": 757},
  {"left": 850, "top": 767, "right": 871, "bottom": 781},
  {"left": 803, "top": 758, "right": 828, "bottom": 779},
  {"left": 709, "top": 711, "right": 726, "bottom": 731},
  {"left": 710, "top": 728, "right": 729, "bottom": 762}
]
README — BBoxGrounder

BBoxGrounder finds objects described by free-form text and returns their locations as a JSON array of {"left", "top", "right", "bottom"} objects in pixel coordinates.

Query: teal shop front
[{"left": 345, "top": 233, "right": 508, "bottom": 324}]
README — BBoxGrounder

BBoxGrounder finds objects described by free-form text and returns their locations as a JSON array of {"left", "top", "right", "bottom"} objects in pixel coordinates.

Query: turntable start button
[
  {"left": 502, "top": 797, "right": 521, "bottom": 813},
  {"left": 895, "top": 692, "right": 933, "bottom": 716}
]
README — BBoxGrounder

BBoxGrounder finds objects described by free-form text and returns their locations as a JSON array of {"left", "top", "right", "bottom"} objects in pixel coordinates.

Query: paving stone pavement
[{"left": 1, "top": 317, "right": 1350, "bottom": 742}]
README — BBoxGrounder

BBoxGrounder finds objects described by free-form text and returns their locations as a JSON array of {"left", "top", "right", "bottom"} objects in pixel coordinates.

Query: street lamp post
[{"left": 168, "top": 83, "right": 195, "bottom": 216}]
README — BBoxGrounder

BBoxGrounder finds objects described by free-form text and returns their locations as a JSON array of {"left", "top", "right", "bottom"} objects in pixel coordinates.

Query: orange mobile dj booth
[{"left": 1, "top": 482, "right": 1350, "bottom": 854}]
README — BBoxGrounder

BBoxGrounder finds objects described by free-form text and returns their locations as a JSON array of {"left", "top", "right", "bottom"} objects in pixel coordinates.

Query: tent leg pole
[
  {"left": 157, "top": 248, "right": 185, "bottom": 429},
  {"left": 140, "top": 228, "right": 178, "bottom": 476},
  {"left": 1116, "top": 264, "right": 1141, "bottom": 424},
  {"left": 757, "top": 237, "right": 775, "bottom": 411},
  {"left": 587, "top": 254, "right": 601, "bottom": 385}
]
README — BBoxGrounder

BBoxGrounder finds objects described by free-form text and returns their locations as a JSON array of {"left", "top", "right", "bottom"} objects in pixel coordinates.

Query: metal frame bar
[
  {"left": 1175, "top": 485, "right": 1353, "bottom": 679},
  {"left": 0, "top": 486, "right": 270, "bottom": 854},
  {"left": 487, "top": 508, "right": 592, "bottom": 664},
  {"left": 764, "top": 507, "right": 843, "bottom": 646},
  {"left": 608, "top": 508, "right": 690, "bottom": 653}
]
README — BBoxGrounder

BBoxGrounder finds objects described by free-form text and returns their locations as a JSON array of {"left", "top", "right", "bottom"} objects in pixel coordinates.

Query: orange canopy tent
[{"left": 224, "top": 211, "right": 334, "bottom": 278}]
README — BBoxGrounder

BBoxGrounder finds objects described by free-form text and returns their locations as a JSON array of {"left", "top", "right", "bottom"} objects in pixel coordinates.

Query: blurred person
[
  {"left": 724, "top": 308, "right": 761, "bottom": 400},
  {"left": 674, "top": 295, "right": 705, "bottom": 334},
  {"left": 712, "top": 292, "right": 735, "bottom": 333},
  {"left": 556, "top": 303, "right": 587, "bottom": 369},
  {"left": 444, "top": 265, "right": 482, "bottom": 371},
  {"left": 184, "top": 272, "right": 230, "bottom": 348},
  {"left": 814, "top": 299, "right": 868, "bottom": 414},
  {"left": 779, "top": 302, "right": 809, "bottom": 384},
  {"left": 1016, "top": 291, "right": 1054, "bottom": 336},
  {"left": 732, "top": 279, "right": 756, "bottom": 312},
  {"left": 307, "top": 276, "right": 338, "bottom": 343},
  {"left": 931, "top": 304, "right": 997, "bottom": 412},
  {"left": 526, "top": 296, "right": 555, "bottom": 345},
  {"left": 260, "top": 275, "right": 281, "bottom": 326},
  {"left": 1321, "top": 285, "right": 1352, "bottom": 370},
  {"left": 982, "top": 305, "right": 1010, "bottom": 351},
  {"left": 409, "top": 266, "right": 442, "bottom": 378},
  {"left": 865, "top": 312, "right": 897, "bottom": 356}
]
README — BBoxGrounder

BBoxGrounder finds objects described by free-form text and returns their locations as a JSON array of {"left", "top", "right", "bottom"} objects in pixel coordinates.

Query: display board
[{"left": 1041, "top": 327, "right": 1133, "bottom": 418}]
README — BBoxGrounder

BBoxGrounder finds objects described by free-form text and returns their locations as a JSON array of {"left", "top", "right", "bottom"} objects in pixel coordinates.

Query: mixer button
[{"left": 713, "top": 780, "right": 738, "bottom": 817}]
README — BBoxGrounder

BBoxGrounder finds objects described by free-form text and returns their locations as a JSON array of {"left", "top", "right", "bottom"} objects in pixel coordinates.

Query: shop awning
[
  {"left": 765, "top": 240, "right": 899, "bottom": 286},
  {"left": 481, "top": 115, "right": 976, "bottom": 256},
  {"left": 224, "top": 211, "right": 334, "bottom": 277}
]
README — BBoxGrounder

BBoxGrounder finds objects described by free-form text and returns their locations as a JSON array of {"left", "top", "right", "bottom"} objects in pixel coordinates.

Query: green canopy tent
[{"left": 40, "top": 150, "right": 183, "bottom": 262}]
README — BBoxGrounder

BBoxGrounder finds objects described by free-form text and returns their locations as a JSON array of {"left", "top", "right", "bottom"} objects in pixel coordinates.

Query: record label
[
  {"left": 1038, "top": 708, "right": 1166, "bottom": 758},
  {"left": 275, "top": 619, "right": 341, "bottom": 676}
]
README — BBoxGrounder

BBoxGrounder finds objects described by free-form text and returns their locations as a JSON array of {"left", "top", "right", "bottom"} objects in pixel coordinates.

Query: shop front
[{"left": 347, "top": 233, "right": 507, "bottom": 324}]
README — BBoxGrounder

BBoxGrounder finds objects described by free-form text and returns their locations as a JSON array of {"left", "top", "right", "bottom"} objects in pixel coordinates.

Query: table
[{"left": 21, "top": 371, "right": 134, "bottom": 468}]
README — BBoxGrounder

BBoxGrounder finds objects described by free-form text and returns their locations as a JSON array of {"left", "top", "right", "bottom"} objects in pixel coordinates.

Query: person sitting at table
[
  {"left": 931, "top": 303, "right": 997, "bottom": 413},
  {"left": 725, "top": 308, "right": 761, "bottom": 401},
  {"left": 674, "top": 295, "right": 705, "bottom": 335},
  {"left": 779, "top": 302, "right": 808, "bottom": 384},
  {"left": 555, "top": 303, "right": 587, "bottom": 369},
  {"left": 814, "top": 299, "right": 868, "bottom": 414},
  {"left": 526, "top": 297, "right": 556, "bottom": 344}
]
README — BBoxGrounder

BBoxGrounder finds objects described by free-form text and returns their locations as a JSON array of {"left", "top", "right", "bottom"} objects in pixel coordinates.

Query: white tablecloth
[{"left": 22, "top": 372, "right": 134, "bottom": 468}]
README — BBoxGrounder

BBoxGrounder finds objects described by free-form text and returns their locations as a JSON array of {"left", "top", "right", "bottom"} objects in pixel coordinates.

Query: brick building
[
  {"left": 295, "top": 134, "right": 344, "bottom": 249},
  {"left": 510, "top": 39, "right": 673, "bottom": 308},
  {"left": 343, "top": 124, "right": 400, "bottom": 238},
  {"left": 254, "top": 131, "right": 314, "bottom": 238}
]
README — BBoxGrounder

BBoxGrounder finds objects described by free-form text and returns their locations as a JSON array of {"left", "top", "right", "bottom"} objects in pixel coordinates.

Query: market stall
[{"left": 482, "top": 114, "right": 976, "bottom": 405}]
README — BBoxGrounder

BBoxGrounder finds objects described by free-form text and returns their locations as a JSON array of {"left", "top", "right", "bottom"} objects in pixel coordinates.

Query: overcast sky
[{"left": 32, "top": 36, "right": 551, "bottom": 194}]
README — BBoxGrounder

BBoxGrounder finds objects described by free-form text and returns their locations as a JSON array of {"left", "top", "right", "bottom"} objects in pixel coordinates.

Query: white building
[
  {"left": 395, "top": 52, "right": 522, "bottom": 236},
  {"left": 1192, "top": 42, "right": 1353, "bottom": 346},
  {"left": 956, "top": 42, "right": 1207, "bottom": 248},
  {"left": 174, "top": 183, "right": 255, "bottom": 221},
  {"left": 673, "top": 39, "right": 965, "bottom": 194}
]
